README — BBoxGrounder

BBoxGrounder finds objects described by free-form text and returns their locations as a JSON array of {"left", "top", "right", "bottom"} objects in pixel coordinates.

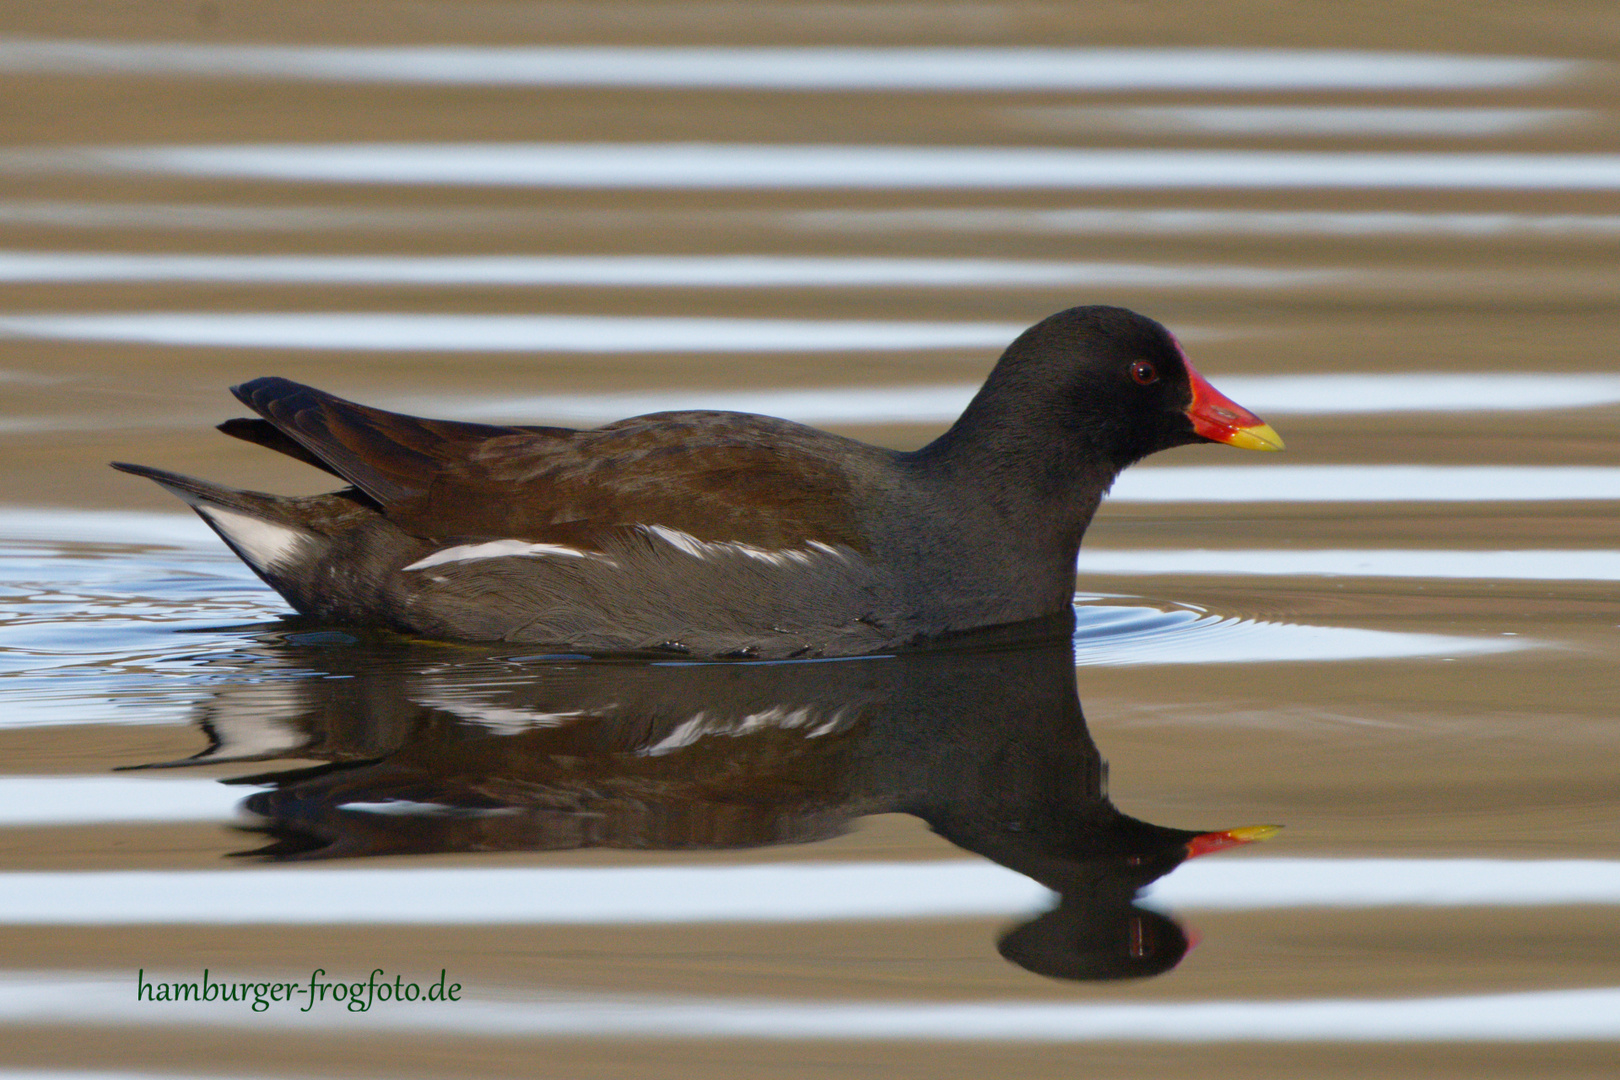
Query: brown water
[{"left": 2, "top": 3, "right": 1619, "bottom": 1077}]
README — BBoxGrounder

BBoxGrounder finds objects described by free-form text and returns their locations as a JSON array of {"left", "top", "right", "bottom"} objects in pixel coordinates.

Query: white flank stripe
[
  {"left": 644, "top": 524, "right": 706, "bottom": 558},
  {"left": 0, "top": 313, "right": 1023, "bottom": 352},
  {"left": 6, "top": 145, "right": 1620, "bottom": 191},
  {"left": 402, "top": 540, "right": 593, "bottom": 571},
  {"left": 643, "top": 524, "right": 830, "bottom": 566},
  {"left": 1111, "top": 466, "right": 1620, "bottom": 503},
  {"left": 0, "top": 252, "right": 1342, "bottom": 289},
  {"left": 0, "top": 42, "right": 1579, "bottom": 90},
  {"left": 1078, "top": 548, "right": 1620, "bottom": 582},
  {"left": 2, "top": 859, "right": 1620, "bottom": 925}
]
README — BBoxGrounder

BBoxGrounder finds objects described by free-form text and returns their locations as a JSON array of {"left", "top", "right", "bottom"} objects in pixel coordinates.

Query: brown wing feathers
[
  {"left": 220, "top": 377, "right": 867, "bottom": 552},
  {"left": 226, "top": 377, "right": 517, "bottom": 506},
  {"left": 216, "top": 418, "right": 344, "bottom": 478}
]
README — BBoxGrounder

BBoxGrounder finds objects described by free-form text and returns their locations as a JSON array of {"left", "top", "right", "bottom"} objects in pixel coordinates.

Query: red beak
[
  {"left": 1185, "top": 824, "right": 1282, "bottom": 859},
  {"left": 1185, "top": 364, "right": 1285, "bottom": 452}
]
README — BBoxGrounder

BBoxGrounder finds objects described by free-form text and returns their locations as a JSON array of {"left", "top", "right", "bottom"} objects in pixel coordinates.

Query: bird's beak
[
  {"left": 1185, "top": 364, "right": 1285, "bottom": 451},
  {"left": 1184, "top": 824, "right": 1282, "bottom": 859}
]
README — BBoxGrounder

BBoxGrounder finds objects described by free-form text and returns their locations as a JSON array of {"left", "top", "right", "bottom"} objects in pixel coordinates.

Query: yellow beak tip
[{"left": 1226, "top": 423, "right": 1285, "bottom": 452}]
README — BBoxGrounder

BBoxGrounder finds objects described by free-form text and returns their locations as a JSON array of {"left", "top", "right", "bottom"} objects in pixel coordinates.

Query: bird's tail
[{"left": 110, "top": 462, "right": 322, "bottom": 586}]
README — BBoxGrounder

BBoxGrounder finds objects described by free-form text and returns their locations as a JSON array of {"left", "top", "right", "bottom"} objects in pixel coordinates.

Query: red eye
[{"left": 1130, "top": 360, "right": 1158, "bottom": 385}]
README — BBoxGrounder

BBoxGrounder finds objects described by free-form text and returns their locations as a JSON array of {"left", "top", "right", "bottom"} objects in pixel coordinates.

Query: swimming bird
[{"left": 113, "top": 305, "right": 1281, "bottom": 657}]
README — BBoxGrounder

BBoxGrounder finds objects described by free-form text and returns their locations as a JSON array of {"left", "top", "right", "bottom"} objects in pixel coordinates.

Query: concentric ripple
[{"left": 1068, "top": 596, "right": 1521, "bottom": 665}]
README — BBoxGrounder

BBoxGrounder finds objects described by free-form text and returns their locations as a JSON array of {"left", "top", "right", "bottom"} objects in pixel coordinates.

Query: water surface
[{"left": 2, "top": 5, "right": 1617, "bottom": 1078}]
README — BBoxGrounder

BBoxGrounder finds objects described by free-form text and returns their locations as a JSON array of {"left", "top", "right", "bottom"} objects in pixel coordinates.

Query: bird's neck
[
  {"left": 894, "top": 422, "right": 1116, "bottom": 627},
  {"left": 906, "top": 401, "right": 1121, "bottom": 549}
]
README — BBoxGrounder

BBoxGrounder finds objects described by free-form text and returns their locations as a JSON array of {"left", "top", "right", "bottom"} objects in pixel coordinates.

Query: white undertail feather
[{"left": 195, "top": 505, "right": 310, "bottom": 574}]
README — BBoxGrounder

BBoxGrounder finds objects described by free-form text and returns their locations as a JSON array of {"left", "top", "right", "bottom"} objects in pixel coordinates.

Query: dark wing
[
  {"left": 228, "top": 377, "right": 566, "bottom": 505},
  {"left": 217, "top": 418, "right": 344, "bottom": 479},
  {"left": 226, "top": 377, "right": 872, "bottom": 550}
]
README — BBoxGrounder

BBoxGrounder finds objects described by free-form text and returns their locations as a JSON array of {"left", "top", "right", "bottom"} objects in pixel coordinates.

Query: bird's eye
[{"left": 1130, "top": 360, "right": 1158, "bottom": 385}]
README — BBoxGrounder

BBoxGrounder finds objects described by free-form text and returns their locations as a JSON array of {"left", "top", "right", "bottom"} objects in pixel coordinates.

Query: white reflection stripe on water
[
  {"left": 793, "top": 206, "right": 1620, "bottom": 238},
  {"left": 10, "top": 202, "right": 1620, "bottom": 240},
  {"left": 9, "top": 145, "right": 1620, "bottom": 191},
  {"left": 0, "top": 777, "right": 244, "bottom": 825},
  {"left": 0, "top": 200, "right": 545, "bottom": 233},
  {"left": 7, "top": 316, "right": 1618, "bottom": 416},
  {"left": 453, "top": 384, "right": 977, "bottom": 424},
  {"left": 1114, "top": 466, "right": 1620, "bottom": 503},
  {"left": 0, "top": 314, "right": 1025, "bottom": 353},
  {"left": 4, "top": 974, "right": 1620, "bottom": 1043},
  {"left": 5, "top": 974, "right": 1620, "bottom": 1042},
  {"left": 1216, "top": 373, "right": 1620, "bottom": 414},
  {"left": 74, "top": 459, "right": 1593, "bottom": 508},
  {"left": 1017, "top": 106, "right": 1591, "bottom": 137},
  {"left": 0, "top": 509, "right": 212, "bottom": 547},
  {"left": 0, "top": 42, "right": 1580, "bottom": 90},
  {"left": 434, "top": 373, "right": 1620, "bottom": 425},
  {"left": 2, "top": 859, "right": 1619, "bottom": 924},
  {"left": 0, "top": 252, "right": 1344, "bottom": 289},
  {"left": 1079, "top": 549, "right": 1620, "bottom": 581}
]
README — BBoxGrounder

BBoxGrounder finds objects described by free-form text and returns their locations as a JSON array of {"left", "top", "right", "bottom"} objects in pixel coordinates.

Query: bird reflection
[{"left": 141, "top": 614, "right": 1273, "bottom": 981}]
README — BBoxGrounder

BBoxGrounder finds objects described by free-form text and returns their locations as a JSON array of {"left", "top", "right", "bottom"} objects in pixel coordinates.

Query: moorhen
[{"left": 115, "top": 304, "right": 1281, "bottom": 657}]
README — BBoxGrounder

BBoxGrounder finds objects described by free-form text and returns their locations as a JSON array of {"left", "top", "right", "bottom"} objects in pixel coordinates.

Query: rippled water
[
  {"left": 0, "top": 251, "right": 1348, "bottom": 288},
  {"left": 0, "top": 41, "right": 1583, "bottom": 89},
  {"left": 0, "top": 516, "right": 1534, "bottom": 730},
  {"left": 13, "top": 142, "right": 1620, "bottom": 189},
  {"left": 2, "top": 6, "right": 1618, "bottom": 1078}
]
